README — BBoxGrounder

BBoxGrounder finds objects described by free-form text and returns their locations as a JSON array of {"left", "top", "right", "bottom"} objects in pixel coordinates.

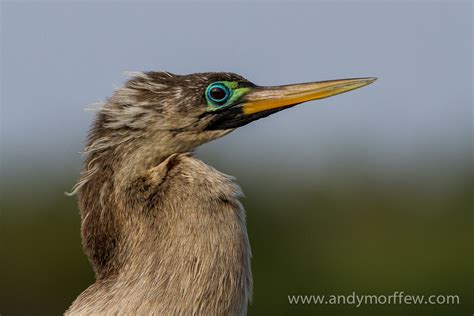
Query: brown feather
[{"left": 67, "top": 72, "right": 252, "bottom": 315}]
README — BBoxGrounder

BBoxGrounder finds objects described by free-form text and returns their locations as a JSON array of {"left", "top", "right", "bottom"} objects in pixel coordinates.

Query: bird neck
[
  {"left": 76, "top": 136, "right": 174, "bottom": 274},
  {"left": 72, "top": 137, "right": 252, "bottom": 315}
]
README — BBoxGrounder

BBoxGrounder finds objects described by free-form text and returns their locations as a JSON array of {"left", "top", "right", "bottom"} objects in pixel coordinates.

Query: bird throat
[{"left": 68, "top": 147, "right": 252, "bottom": 315}]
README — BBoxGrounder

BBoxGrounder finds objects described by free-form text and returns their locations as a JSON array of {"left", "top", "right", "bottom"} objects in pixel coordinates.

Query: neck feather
[{"left": 70, "top": 125, "right": 252, "bottom": 315}]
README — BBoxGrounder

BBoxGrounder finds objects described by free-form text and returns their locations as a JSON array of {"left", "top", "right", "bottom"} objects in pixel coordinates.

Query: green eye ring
[
  {"left": 205, "top": 81, "right": 251, "bottom": 112},
  {"left": 206, "top": 82, "right": 231, "bottom": 106}
]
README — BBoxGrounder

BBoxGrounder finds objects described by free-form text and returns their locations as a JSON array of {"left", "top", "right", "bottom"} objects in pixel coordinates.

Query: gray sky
[{"left": 1, "top": 1, "right": 472, "bottom": 177}]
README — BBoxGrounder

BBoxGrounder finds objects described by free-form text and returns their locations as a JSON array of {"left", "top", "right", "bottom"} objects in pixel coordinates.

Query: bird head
[{"left": 97, "top": 72, "right": 375, "bottom": 159}]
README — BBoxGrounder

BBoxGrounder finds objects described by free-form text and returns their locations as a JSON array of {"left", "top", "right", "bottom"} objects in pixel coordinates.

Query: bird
[{"left": 66, "top": 71, "right": 375, "bottom": 315}]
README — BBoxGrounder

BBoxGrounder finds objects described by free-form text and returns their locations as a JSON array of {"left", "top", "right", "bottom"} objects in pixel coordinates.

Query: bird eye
[{"left": 206, "top": 83, "right": 231, "bottom": 105}]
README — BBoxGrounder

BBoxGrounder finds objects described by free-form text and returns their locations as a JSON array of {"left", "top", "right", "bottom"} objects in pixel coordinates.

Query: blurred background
[{"left": 1, "top": 1, "right": 472, "bottom": 315}]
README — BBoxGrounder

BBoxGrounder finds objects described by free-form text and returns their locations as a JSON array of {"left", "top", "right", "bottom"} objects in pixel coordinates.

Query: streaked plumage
[{"left": 67, "top": 71, "right": 375, "bottom": 315}]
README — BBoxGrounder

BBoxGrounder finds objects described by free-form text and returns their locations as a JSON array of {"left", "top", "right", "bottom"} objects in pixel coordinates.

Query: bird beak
[
  {"left": 205, "top": 77, "right": 376, "bottom": 130},
  {"left": 242, "top": 77, "right": 377, "bottom": 115}
]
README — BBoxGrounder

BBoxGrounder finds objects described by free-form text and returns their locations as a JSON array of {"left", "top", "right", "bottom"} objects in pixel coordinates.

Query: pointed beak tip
[{"left": 356, "top": 77, "right": 377, "bottom": 88}]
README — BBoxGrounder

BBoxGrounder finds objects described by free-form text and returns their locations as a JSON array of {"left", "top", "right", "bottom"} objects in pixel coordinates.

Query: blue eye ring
[{"left": 206, "top": 83, "right": 231, "bottom": 105}]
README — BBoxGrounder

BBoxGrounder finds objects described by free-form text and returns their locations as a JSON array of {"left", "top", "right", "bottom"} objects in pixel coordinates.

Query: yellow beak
[{"left": 242, "top": 77, "right": 377, "bottom": 115}]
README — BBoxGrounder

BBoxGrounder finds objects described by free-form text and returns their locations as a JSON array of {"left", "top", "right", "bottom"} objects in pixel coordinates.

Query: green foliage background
[{"left": 1, "top": 151, "right": 472, "bottom": 315}]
